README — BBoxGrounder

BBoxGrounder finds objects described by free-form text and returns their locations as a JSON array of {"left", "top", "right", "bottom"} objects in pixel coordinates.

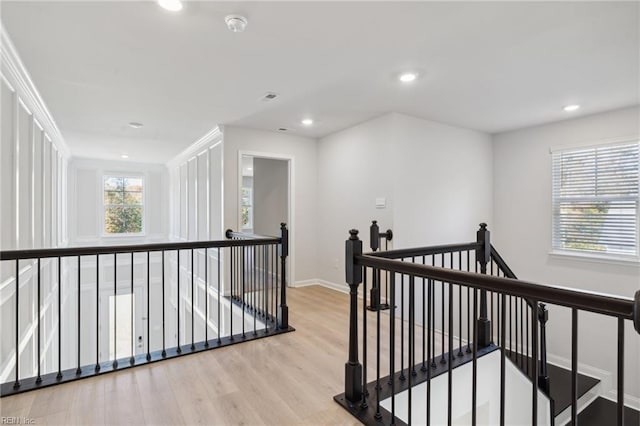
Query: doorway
[{"left": 238, "top": 152, "right": 294, "bottom": 285}]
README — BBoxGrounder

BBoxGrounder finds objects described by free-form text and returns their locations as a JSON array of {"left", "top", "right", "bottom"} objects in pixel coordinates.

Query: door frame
[{"left": 237, "top": 150, "right": 295, "bottom": 287}]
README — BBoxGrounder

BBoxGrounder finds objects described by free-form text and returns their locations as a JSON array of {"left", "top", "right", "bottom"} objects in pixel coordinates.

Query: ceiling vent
[{"left": 262, "top": 92, "right": 278, "bottom": 101}]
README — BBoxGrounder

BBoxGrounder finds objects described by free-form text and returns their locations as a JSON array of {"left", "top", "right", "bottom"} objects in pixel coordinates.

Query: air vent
[
  {"left": 278, "top": 128, "right": 288, "bottom": 132},
  {"left": 262, "top": 92, "right": 278, "bottom": 101}
]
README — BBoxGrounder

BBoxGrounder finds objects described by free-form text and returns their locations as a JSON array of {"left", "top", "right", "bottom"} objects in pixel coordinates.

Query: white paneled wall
[
  {"left": 0, "top": 29, "right": 69, "bottom": 384},
  {"left": 168, "top": 127, "right": 223, "bottom": 242},
  {"left": 167, "top": 127, "right": 224, "bottom": 337}
]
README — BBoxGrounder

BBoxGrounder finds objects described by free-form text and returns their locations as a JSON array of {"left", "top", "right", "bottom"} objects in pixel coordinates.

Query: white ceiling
[{"left": 2, "top": 1, "right": 638, "bottom": 164}]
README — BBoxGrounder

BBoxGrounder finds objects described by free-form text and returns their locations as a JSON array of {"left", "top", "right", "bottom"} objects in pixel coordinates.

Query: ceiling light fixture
[
  {"left": 129, "top": 122, "right": 144, "bottom": 129},
  {"left": 247, "top": 167, "right": 253, "bottom": 171},
  {"left": 157, "top": 0, "right": 183, "bottom": 12},
  {"left": 225, "top": 15, "right": 248, "bottom": 33},
  {"left": 563, "top": 104, "right": 581, "bottom": 112},
  {"left": 301, "top": 118, "right": 313, "bottom": 126},
  {"left": 399, "top": 72, "right": 418, "bottom": 83},
  {"left": 121, "top": 154, "right": 129, "bottom": 159}
]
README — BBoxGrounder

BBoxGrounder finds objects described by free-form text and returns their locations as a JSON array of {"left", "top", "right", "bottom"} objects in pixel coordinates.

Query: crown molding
[
  {"left": 165, "top": 125, "right": 223, "bottom": 169},
  {"left": 1, "top": 25, "right": 71, "bottom": 158}
]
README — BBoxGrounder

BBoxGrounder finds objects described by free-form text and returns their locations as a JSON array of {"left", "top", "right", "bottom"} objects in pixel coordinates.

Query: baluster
[
  {"left": 500, "top": 293, "right": 506, "bottom": 426},
  {"left": 14, "top": 259, "right": 20, "bottom": 389},
  {"left": 426, "top": 275, "right": 432, "bottom": 426},
  {"left": 472, "top": 288, "right": 478, "bottom": 426},
  {"left": 263, "top": 245, "right": 269, "bottom": 332},
  {"left": 96, "top": 255, "right": 100, "bottom": 370},
  {"left": 36, "top": 258, "right": 41, "bottom": 384},
  {"left": 78, "top": 256, "right": 82, "bottom": 373},
  {"left": 400, "top": 267, "right": 405, "bottom": 381},
  {"left": 113, "top": 253, "right": 118, "bottom": 368},
  {"left": 162, "top": 251, "right": 166, "bottom": 357},
  {"left": 130, "top": 252, "right": 135, "bottom": 365},
  {"left": 253, "top": 245, "right": 257, "bottom": 336},
  {"left": 147, "top": 251, "right": 151, "bottom": 360},
  {"left": 390, "top": 272, "right": 396, "bottom": 424},
  {"left": 447, "top": 281, "right": 453, "bottom": 426},
  {"left": 408, "top": 275, "right": 415, "bottom": 425},
  {"left": 205, "top": 248, "right": 209, "bottom": 346},
  {"left": 177, "top": 250, "right": 181, "bottom": 352},
  {"left": 411, "top": 257, "right": 417, "bottom": 377},
  {"left": 440, "top": 254, "right": 446, "bottom": 364},
  {"left": 375, "top": 268, "right": 382, "bottom": 420},
  {"left": 531, "top": 299, "right": 539, "bottom": 426},
  {"left": 520, "top": 298, "right": 524, "bottom": 367},
  {"left": 217, "top": 248, "right": 221, "bottom": 343},
  {"left": 431, "top": 255, "right": 437, "bottom": 367},
  {"left": 191, "top": 249, "right": 195, "bottom": 350},
  {"left": 571, "top": 308, "right": 578, "bottom": 425},
  {"left": 57, "top": 257, "right": 62, "bottom": 380},
  {"left": 241, "top": 246, "right": 245, "bottom": 338}
]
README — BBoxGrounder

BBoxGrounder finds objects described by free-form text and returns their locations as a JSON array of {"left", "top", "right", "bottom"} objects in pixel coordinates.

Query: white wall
[
  {"left": 68, "top": 157, "right": 169, "bottom": 245},
  {"left": 222, "top": 126, "right": 318, "bottom": 284},
  {"left": 317, "top": 112, "right": 493, "bottom": 288},
  {"left": 0, "top": 28, "right": 69, "bottom": 383},
  {"left": 492, "top": 106, "right": 640, "bottom": 405},
  {"left": 253, "top": 157, "right": 288, "bottom": 237}
]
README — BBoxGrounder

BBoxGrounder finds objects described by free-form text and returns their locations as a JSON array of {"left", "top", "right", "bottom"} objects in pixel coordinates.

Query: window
[
  {"left": 552, "top": 141, "right": 639, "bottom": 258},
  {"left": 103, "top": 176, "right": 144, "bottom": 235},
  {"left": 241, "top": 186, "right": 253, "bottom": 230}
]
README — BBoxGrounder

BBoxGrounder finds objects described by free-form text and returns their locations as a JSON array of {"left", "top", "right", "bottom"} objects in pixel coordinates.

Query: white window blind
[{"left": 552, "top": 141, "right": 640, "bottom": 258}]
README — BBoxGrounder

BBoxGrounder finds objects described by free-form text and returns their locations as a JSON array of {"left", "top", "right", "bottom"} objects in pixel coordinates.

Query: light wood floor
[{"left": 0, "top": 286, "right": 362, "bottom": 426}]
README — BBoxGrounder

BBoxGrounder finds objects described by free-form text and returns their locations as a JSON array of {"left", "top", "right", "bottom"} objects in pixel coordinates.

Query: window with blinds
[{"left": 552, "top": 141, "right": 640, "bottom": 258}]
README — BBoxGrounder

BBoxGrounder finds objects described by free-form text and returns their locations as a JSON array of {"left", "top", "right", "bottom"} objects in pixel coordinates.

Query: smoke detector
[{"left": 225, "top": 15, "right": 248, "bottom": 33}]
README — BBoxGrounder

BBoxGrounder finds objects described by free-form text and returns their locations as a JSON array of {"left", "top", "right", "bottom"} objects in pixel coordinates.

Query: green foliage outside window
[{"left": 104, "top": 176, "right": 143, "bottom": 234}]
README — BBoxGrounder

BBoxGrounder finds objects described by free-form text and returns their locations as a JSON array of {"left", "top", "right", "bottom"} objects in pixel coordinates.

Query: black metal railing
[
  {"left": 0, "top": 224, "right": 292, "bottom": 397},
  {"left": 335, "top": 223, "right": 640, "bottom": 426}
]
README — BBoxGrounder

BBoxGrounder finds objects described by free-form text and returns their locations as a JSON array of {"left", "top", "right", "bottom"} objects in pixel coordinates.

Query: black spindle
[
  {"left": 571, "top": 308, "right": 578, "bottom": 425},
  {"left": 617, "top": 317, "right": 625, "bottom": 426},
  {"left": 57, "top": 257, "right": 62, "bottom": 380},
  {"left": 36, "top": 258, "right": 41, "bottom": 384},
  {"left": 77, "top": 256, "right": 82, "bottom": 374}
]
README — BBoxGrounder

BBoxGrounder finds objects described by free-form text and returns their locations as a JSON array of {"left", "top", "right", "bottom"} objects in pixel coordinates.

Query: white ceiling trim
[
  {"left": 165, "top": 125, "right": 222, "bottom": 169},
  {"left": 0, "top": 26, "right": 71, "bottom": 158}
]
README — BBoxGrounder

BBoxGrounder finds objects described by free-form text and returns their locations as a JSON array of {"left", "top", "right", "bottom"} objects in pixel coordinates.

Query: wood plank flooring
[{"left": 0, "top": 286, "right": 364, "bottom": 426}]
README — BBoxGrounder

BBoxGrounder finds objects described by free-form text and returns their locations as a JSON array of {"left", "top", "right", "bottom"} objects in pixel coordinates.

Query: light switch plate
[{"left": 375, "top": 197, "right": 386, "bottom": 209}]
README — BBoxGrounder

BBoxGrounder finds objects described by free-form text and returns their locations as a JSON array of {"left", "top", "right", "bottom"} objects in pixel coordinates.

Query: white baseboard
[
  {"left": 603, "top": 389, "right": 640, "bottom": 412},
  {"left": 293, "top": 278, "right": 349, "bottom": 294}
]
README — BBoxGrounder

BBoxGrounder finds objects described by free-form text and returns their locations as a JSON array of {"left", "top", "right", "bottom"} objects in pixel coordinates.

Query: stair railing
[
  {"left": 0, "top": 223, "right": 291, "bottom": 397},
  {"left": 335, "top": 223, "right": 640, "bottom": 426}
]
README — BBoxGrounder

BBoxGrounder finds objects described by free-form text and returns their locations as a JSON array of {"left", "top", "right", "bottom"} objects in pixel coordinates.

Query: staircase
[{"left": 335, "top": 222, "right": 640, "bottom": 425}]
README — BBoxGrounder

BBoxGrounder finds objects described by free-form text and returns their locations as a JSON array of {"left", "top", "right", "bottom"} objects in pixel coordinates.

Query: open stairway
[{"left": 335, "top": 222, "right": 640, "bottom": 425}]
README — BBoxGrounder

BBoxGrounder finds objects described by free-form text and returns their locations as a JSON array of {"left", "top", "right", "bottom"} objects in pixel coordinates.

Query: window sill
[{"left": 548, "top": 250, "right": 640, "bottom": 267}]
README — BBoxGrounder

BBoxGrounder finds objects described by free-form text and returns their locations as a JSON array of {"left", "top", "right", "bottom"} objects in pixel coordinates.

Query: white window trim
[
  {"left": 101, "top": 174, "right": 146, "bottom": 237},
  {"left": 549, "top": 138, "right": 640, "bottom": 263}
]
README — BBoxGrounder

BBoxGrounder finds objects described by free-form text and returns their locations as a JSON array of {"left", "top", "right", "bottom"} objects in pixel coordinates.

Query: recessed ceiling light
[
  {"left": 563, "top": 104, "right": 581, "bottom": 112},
  {"left": 399, "top": 72, "right": 418, "bottom": 83},
  {"left": 121, "top": 154, "right": 129, "bottom": 159},
  {"left": 129, "top": 122, "right": 144, "bottom": 129},
  {"left": 247, "top": 167, "right": 253, "bottom": 171},
  {"left": 157, "top": 0, "right": 182, "bottom": 12},
  {"left": 301, "top": 118, "right": 313, "bottom": 126},
  {"left": 225, "top": 15, "right": 248, "bottom": 33}
]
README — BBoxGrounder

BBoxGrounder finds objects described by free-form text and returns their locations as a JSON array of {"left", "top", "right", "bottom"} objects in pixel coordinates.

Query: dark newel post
[
  {"left": 634, "top": 290, "right": 640, "bottom": 334},
  {"left": 476, "top": 223, "right": 491, "bottom": 348},
  {"left": 278, "top": 223, "right": 289, "bottom": 329},
  {"left": 538, "top": 304, "right": 550, "bottom": 393},
  {"left": 345, "top": 229, "right": 363, "bottom": 403},
  {"left": 369, "top": 221, "right": 381, "bottom": 310}
]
